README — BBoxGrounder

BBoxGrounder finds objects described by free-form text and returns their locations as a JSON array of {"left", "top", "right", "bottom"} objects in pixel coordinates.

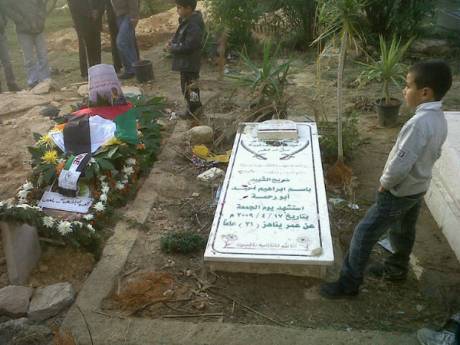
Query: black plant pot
[{"left": 375, "top": 98, "right": 401, "bottom": 128}]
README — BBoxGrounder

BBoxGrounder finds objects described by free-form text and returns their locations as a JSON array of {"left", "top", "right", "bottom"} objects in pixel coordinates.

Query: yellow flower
[
  {"left": 103, "top": 137, "right": 123, "bottom": 147},
  {"left": 37, "top": 134, "right": 55, "bottom": 147},
  {"left": 42, "top": 150, "right": 58, "bottom": 164}
]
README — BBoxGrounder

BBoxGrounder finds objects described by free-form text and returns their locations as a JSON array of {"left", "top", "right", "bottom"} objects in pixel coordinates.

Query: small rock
[
  {"left": 6, "top": 322, "right": 53, "bottom": 345},
  {"left": 197, "top": 167, "right": 224, "bottom": 184},
  {"left": 0, "top": 286, "right": 33, "bottom": 318},
  {"left": 77, "top": 84, "right": 89, "bottom": 97},
  {"left": 28, "top": 282, "right": 75, "bottom": 321},
  {"left": 31, "top": 79, "right": 57, "bottom": 95},
  {"left": 187, "top": 125, "right": 214, "bottom": 145},
  {"left": 121, "top": 86, "right": 143, "bottom": 98},
  {"left": 191, "top": 192, "right": 200, "bottom": 198},
  {"left": 0, "top": 318, "right": 29, "bottom": 344}
]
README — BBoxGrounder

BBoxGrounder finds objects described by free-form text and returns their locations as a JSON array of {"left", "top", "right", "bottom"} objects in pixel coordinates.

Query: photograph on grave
[{"left": 205, "top": 121, "right": 334, "bottom": 268}]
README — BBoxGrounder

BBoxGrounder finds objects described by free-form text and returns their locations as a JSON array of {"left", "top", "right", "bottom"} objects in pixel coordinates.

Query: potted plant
[{"left": 359, "top": 35, "right": 413, "bottom": 127}]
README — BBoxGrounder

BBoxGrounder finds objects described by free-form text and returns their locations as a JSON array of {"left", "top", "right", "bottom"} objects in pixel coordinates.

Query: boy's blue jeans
[
  {"left": 116, "top": 16, "right": 138, "bottom": 74},
  {"left": 340, "top": 190, "right": 424, "bottom": 290}
]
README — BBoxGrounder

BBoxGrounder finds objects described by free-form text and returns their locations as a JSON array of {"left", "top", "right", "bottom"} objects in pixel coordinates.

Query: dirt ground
[{"left": 1, "top": 3, "right": 460, "bottom": 335}]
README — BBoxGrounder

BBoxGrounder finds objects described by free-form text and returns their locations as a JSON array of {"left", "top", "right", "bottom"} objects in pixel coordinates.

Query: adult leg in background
[
  {"left": 0, "top": 31, "right": 20, "bottom": 90},
  {"left": 17, "top": 32, "right": 39, "bottom": 87},
  {"left": 106, "top": 0, "right": 122, "bottom": 72},
  {"left": 34, "top": 32, "right": 50, "bottom": 82},
  {"left": 116, "top": 15, "right": 138, "bottom": 76}
]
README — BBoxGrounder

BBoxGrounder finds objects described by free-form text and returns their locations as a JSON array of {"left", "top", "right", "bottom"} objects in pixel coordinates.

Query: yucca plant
[
  {"left": 228, "top": 40, "right": 291, "bottom": 110},
  {"left": 358, "top": 35, "right": 413, "bottom": 105}
]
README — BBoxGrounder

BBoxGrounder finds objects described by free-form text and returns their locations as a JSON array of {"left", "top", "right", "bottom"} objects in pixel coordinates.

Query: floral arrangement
[{"left": 0, "top": 96, "right": 164, "bottom": 250}]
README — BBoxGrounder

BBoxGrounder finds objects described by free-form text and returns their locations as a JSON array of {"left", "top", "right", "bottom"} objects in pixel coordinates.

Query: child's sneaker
[{"left": 417, "top": 328, "right": 456, "bottom": 345}]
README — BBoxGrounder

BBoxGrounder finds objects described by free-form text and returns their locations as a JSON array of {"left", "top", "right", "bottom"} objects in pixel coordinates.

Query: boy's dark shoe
[
  {"left": 28, "top": 81, "right": 39, "bottom": 89},
  {"left": 367, "top": 263, "right": 407, "bottom": 282},
  {"left": 7, "top": 83, "right": 21, "bottom": 92},
  {"left": 118, "top": 72, "right": 135, "bottom": 80},
  {"left": 319, "top": 281, "right": 359, "bottom": 299}
]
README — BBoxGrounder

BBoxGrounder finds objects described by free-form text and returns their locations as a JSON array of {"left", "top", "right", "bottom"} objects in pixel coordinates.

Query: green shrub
[
  {"left": 227, "top": 41, "right": 291, "bottom": 109},
  {"left": 319, "top": 112, "right": 360, "bottom": 161},
  {"left": 204, "top": 0, "right": 259, "bottom": 49},
  {"left": 160, "top": 232, "right": 207, "bottom": 254},
  {"left": 363, "top": 0, "right": 435, "bottom": 42},
  {"left": 261, "top": 0, "right": 317, "bottom": 48}
]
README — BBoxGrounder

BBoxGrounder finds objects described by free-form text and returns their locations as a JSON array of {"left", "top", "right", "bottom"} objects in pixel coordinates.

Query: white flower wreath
[{"left": 1, "top": 156, "right": 140, "bottom": 238}]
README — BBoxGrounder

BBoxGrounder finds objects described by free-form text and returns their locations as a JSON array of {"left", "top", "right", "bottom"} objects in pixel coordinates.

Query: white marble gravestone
[{"left": 204, "top": 121, "right": 334, "bottom": 277}]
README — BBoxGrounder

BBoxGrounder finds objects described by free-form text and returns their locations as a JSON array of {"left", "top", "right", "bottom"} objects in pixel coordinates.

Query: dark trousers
[
  {"left": 340, "top": 190, "right": 423, "bottom": 290},
  {"left": 68, "top": 0, "right": 122, "bottom": 77},
  {"left": 0, "top": 31, "right": 17, "bottom": 91},
  {"left": 180, "top": 71, "right": 202, "bottom": 113},
  {"left": 105, "top": 0, "right": 122, "bottom": 72}
]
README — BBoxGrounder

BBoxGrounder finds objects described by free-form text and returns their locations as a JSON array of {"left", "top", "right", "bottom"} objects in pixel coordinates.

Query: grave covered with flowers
[{"left": 0, "top": 65, "right": 163, "bottom": 250}]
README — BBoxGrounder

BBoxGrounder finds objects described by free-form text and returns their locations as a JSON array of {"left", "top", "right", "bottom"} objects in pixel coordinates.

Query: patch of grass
[{"left": 160, "top": 231, "right": 207, "bottom": 254}]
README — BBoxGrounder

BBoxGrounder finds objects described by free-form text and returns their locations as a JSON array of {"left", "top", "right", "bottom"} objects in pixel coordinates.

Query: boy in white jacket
[{"left": 320, "top": 60, "right": 453, "bottom": 299}]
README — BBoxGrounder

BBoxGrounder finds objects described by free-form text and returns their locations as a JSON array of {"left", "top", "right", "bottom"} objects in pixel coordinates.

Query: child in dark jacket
[{"left": 168, "top": 0, "right": 205, "bottom": 118}]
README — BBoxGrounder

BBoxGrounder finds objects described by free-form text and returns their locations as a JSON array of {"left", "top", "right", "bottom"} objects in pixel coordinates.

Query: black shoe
[
  {"left": 118, "top": 72, "right": 135, "bottom": 80},
  {"left": 28, "top": 81, "right": 39, "bottom": 89},
  {"left": 319, "top": 281, "right": 359, "bottom": 299},
  {"left": 367, "top": 263, "right": 407, "bottom": 282},
  {"left": 7, "top": 83, "right": 21, "bottom": 92}
]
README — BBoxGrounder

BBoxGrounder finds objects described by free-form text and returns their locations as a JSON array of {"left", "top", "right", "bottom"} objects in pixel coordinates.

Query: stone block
[
  {"left": 425, "top": 112, "right": 460, "bottom": 262},
  {"left": 28, "top": 282, "right": 75, "bottom": 321},
  {"left": 1, "top": 222, "right": 41, "bottom": 285},
  {"left": 0, "top": 286, "right": 33, "bottom": 317}
]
